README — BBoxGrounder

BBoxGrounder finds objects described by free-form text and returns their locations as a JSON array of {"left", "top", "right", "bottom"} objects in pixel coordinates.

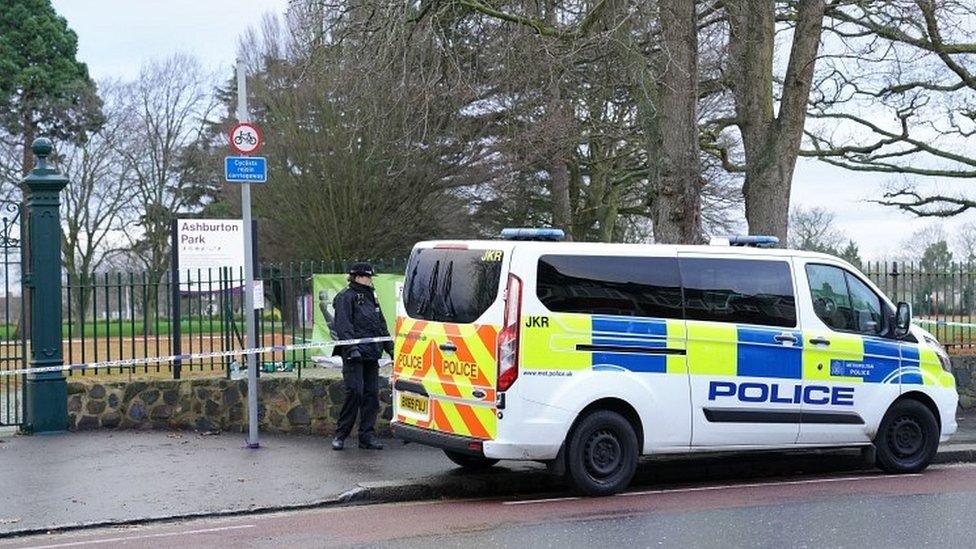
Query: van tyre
[
  {"left": 874, "top": 399, "right": 940, "bottom": 474},
  {"left": 443, "top": 450, "right": 499, "bottom": 470},
  {"left": 566, "top": 410, "right": 638, "bottom": 496}
]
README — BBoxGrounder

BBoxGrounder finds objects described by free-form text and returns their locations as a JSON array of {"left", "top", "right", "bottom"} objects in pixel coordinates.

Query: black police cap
[{"left": 348, "top": 262, "right": 375, "bottom": 276}]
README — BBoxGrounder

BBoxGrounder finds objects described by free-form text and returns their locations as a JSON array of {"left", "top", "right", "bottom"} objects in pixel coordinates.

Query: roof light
[
  {"left": 500, "top": 228, "right": 565, "bottom": 241},
  {"left": 721, "top": 235, "right": 780, "bottom": 248}
]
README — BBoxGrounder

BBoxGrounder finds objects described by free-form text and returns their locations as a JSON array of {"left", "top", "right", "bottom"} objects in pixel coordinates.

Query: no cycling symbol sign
[
  {"left": 229, "top": 122, "right": 263, "bottom": 155},
  {"left": 226, "top": 122, "right": 266, "bottom": 183}
]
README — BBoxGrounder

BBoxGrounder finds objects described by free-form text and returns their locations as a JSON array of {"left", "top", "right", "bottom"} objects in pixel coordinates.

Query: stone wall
[
  {"left": 68, "top": 358, "right": 976, "bottom": 434},
  {"left": 951, "top": 355, "right": 976, "bottom": 410},
  {"left": 67, "top": 377, "right": 394, "bottom": 435}
]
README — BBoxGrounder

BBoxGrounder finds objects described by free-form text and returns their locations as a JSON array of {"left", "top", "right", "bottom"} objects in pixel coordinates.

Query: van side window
[
  {"left": 536, "top": 255, "right": 683, "bottom": 319},
  {"left": 845, "top": 273, "right": 884, "bottom": 335},
  {"left": 806, "top": 264, "right": 883, "bottom": 335},
  {"left": 680, "top": 258, "right": 797, "bottom": 328},
  {"left": 806, "top": 264, "right": 854, "bottom": 331}
]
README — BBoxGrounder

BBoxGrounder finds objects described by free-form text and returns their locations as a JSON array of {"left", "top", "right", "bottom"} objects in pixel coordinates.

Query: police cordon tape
[
  {"left": 0, "top": 336, "right": 393, "bottom": 378},
  {"left": 916, "top": 319, "right": 976, "bottom": 329}
]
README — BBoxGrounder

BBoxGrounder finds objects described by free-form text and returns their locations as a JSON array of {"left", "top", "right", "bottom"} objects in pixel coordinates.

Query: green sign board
[{"left": 311, "top": 274, "right": 404, "bottom": 355}]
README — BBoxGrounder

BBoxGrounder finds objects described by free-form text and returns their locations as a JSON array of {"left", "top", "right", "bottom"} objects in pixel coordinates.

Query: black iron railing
[{"left": 49, "top": 258, "right": 407, "bottom": 379}]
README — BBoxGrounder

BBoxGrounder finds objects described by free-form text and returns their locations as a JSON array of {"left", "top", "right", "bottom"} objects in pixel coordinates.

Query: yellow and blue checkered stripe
[{"left": 521, "top": 313, "right": 953, "bottom": 388}]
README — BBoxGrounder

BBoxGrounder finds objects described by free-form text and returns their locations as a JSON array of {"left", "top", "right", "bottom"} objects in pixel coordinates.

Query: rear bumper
[{"left": 391, "top": 422, "right": 485, "bottom": 457}]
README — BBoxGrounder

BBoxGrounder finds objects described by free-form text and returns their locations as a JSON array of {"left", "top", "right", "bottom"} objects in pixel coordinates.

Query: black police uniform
[{"left": 332, "top": 264, "right": 394, "bottom": 450}]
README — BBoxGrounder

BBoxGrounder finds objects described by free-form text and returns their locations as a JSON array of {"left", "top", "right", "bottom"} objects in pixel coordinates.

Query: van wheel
[
  {"left": 443, "top": 450, "right": 499, "bottom": 470},
  {"left": 874, "top": 399, "right": 939, "bottom": 474},
  {"left": 566, "top": 410, "right": 638, "bottom": 496}
]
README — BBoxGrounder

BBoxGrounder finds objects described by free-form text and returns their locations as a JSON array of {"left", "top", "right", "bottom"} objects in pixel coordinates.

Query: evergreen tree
[
  {"left": 839, "top": 240, "right": 863, "bottom": 270},
  {"left": 918, "top": 240, "right": 954, "bottom": 315},
  {"left": 0, "top": 0, "right": 102, "bottom": 178}
]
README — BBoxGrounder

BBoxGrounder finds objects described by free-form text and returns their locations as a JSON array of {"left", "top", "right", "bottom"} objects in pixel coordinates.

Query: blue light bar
[
  {"left": 727, "top": 235, "right": 779, "bottom": 248},
  {"left": 500, "top": 228, "right": 566, "bottom": 241}
]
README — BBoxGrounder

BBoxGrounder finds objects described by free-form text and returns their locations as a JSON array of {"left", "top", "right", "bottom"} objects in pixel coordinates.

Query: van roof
[{"left": 416, "top": 240, "right": 851, "bottom": 265}]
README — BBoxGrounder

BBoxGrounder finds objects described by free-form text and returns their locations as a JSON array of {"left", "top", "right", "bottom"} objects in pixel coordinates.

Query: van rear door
[{"left": 393, "top": 243, "right": 511, "bottom": 441}]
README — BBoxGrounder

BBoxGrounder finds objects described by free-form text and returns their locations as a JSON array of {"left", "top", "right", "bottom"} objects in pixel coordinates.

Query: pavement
[{"left": 0, "top": 410, "right": 974, "bottom": 539}]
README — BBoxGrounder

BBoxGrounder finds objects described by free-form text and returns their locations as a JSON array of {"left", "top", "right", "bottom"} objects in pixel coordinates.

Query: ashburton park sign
[{"left": 175, "top": 219, "right": 246, "bottom": 288}]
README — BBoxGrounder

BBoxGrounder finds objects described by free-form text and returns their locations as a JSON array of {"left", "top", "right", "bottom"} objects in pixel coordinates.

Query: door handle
[
  {"left": 439, "top": 342, "right": 457, "bottom": 352},
  {"left": 774, "top": 333, "right": 797, "bottom": 344},
  {"left": 809, "top": 336, "right": 831, "bottom": 346}
]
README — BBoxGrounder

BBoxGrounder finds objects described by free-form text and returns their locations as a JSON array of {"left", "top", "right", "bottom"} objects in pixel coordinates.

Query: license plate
[{"left": 398, "top": 392, "right": 429, "bottom": 420}]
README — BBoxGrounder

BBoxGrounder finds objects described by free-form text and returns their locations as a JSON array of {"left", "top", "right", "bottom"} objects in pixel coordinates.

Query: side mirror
[{"left": 894, "top": 302, "right": 912, "bottom": 338}]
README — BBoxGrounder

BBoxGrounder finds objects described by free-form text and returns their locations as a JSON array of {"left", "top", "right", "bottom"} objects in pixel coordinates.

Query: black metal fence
[
  {"left": 55, "top": 258, "right": 405, "bottom": 379},
  {"left": 862, "top": 261, "right": 976, "bottom": 350}
]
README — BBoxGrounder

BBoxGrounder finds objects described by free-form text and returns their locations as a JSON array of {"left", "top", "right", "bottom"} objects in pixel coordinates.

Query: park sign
[
  {"left": 176, "top": 219, "right": 245, "bottom": 289},
  {"left": 225, "top": 156, "right": 267, "bottom": 183}
]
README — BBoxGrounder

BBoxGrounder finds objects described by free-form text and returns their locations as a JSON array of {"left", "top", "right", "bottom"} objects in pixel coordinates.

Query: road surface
[{"left": 4, "top": 463, "right": 976, "bottom": 548}]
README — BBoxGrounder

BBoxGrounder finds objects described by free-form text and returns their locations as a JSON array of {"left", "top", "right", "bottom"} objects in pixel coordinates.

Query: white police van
[{"left": 391, "top": 230, "right": 958, "bottom": 495}]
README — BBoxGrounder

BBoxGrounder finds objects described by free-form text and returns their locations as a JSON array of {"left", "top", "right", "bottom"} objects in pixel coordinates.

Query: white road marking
[
  {"left": 21, "top": 524, "right": 256, "bottom": 549},
  {"left": 503, "top": 496, "right": 581, "bottom": 506},
  {"left": 618, "top": 473, "right": 923, "bottom": 497},
  {"left": 503, "top": 473, "right": 926, "bottom": 505}
]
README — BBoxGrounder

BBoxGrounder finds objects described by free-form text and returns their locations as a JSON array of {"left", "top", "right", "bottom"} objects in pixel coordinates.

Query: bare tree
[
  {"left": 0, "top": 133, "right": 23, "bottom": 201},
  {"left": 806, "top": 1, "right": 976, "bottom": 214},
  {"left": 953, "top": 221, "right": 976, "bottom": 263},
  {"left": 57, "top": 80, "right": 132, "bottom": 323},
  {"left": 701, "top": 0, "right": 827, "bottom": 243},
  {"left": 788, "top": 205, "right": 845, "bottom": 252},
  {"left": 440, "top": 0, "right": 706, "bottom": 243},
  {"left": 898, "top": 224, "right": 947, "bottom": 263},
  {"left": 222, "top": 8, "right": 485, "bottom": 261},
  {"left": 116, "top": 54, "right": 219, "bottom": 280},
  {"left": 452, "top": 0, "right": 827, "bottom": 244},
  {"left": 649, "top": 0, "right": 704, "bottom": 243},
  {"left": 263, "top": 0, "right": 751, "bottom": 247},
  {"left": 461, "top": 0, "right": 713, "bottom": 242}
]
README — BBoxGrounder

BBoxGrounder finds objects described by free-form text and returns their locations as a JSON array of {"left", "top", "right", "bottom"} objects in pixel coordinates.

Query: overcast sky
[{"left": 51, "top": 0, "right": 976, "bottom": 260}]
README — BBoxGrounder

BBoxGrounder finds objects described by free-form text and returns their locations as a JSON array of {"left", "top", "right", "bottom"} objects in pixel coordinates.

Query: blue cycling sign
[{"left": 225, "top": 156, "right": 267, "bottom": 183}]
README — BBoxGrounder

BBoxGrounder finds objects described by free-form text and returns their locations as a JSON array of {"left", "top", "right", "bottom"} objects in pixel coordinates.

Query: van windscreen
[{"left": 403, "top": 248, "right": 504, "bottom": 323}]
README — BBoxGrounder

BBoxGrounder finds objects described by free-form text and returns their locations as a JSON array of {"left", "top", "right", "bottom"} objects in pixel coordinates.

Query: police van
[{"left": 390, "top": 229, "right": 958, "bottom": 496}]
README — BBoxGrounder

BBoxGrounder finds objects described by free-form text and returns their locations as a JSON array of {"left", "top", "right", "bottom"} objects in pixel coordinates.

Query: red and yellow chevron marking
[{"left": 393, "top": 316, "right": 499, "bottom": 440}]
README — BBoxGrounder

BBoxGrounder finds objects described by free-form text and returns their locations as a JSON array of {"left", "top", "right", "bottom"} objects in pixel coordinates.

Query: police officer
[{"left": 331, "top": 262, "right": 394, "bottom": 451}]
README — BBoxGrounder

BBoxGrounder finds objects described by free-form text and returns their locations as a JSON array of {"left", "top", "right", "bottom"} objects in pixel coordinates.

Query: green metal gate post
[{"left": 22, "top": 138, "right": 68, "bottom": 433}]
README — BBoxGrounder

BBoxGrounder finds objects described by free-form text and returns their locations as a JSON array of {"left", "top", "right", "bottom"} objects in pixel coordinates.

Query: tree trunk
[
  {"left": 21, "top": 110, "right": 35, "bottom": 176},
  {"left": 544, "top": 6, "right": 574, "bottom": 242},
  {"left": 71, "top": 274, "right": 93, "bottom": 329},
  {"left": 729, "top": 0, "right": 826, "bottom": 243},
  {"left": 550, "top": 157, "right": 573, "bottom": 240},
  {"left": 649, "top": 0, "right": 702, "bottom": 244},
  {"left": 598, "top": 181, "right": 622, "bottom": 242},
  {"left": 742, "top": 142, "right": 799, "bottom": 240},
  {"left": 18, "top": 109, "right": 35, "bottom": 341}
]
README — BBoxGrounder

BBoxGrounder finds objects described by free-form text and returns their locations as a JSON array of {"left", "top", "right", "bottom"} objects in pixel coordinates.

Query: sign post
[{"left": 233, "top": 59, "right": 261, "bottom": 449}]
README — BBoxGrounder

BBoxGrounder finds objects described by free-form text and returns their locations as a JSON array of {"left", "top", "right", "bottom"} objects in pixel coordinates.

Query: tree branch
[{"left": 871, "top": 188, "right": 976, "bottom": 217}]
